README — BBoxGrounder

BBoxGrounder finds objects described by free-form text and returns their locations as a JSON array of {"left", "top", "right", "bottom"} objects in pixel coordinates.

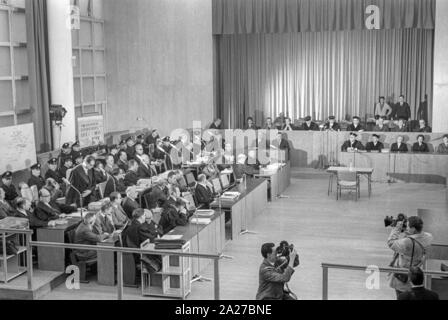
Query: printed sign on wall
[{"left": 78, "top": 115, "right": 105, "bottom": 148}]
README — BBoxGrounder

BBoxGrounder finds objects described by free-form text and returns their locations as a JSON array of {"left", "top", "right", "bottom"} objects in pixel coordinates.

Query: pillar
[
  {"left": 47, "top": 0, "right": 76, "bottom": 148},
  {"left": 433, "top": 0, "right": 448, "bottom": 132}
]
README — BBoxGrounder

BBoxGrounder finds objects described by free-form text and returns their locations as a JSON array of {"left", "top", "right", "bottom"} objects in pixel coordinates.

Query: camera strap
[{"left": 408, "top": 236, "right": 426, "bottom": 268}]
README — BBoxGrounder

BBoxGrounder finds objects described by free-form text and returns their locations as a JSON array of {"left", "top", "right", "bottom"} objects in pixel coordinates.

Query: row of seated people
[{"left": 341, "top": 133, "right": 448, "bottom": 153}]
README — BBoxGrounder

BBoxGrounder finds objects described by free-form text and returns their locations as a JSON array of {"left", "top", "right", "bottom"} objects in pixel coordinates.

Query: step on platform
[{"left": 0, "top": 270, "right": 66, "bottom": 300}]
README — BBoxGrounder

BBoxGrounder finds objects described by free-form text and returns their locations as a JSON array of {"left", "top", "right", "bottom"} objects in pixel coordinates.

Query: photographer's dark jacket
[{"left": 256, "top": 259, "right": 295, "bottom": 300}]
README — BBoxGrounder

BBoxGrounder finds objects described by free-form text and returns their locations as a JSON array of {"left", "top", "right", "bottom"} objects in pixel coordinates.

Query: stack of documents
[
  {"left": 196, "top": 210, "right": 215, "bottom": 217},
  {"left": 190, "top": 217, "right": 212, "bottom": 225}
]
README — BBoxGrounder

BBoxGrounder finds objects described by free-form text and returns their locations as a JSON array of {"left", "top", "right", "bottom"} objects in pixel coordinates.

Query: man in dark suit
[
  {"left": 104, "top": 168, "right": 126, "bottom": 198},
  {"left": 28, "top": 163, "right": 45, "bottom": 191},
  {"left": 124, "top": 160, "right": 140, "bottom": 187},
  {"left": 58, "top": 142, "right": 72, "bottom": 168},
  {"left": 301, "top": 116, "right": 319, "bottom": 131},
  {"left": 366, "top": 134, "right": 384, "bottom": 152},
  {"left": 34, "top": 188, "right": 66, "bottom": 225},
  {"left": 93, "top": 202, "right": 116, "bottom": 235},
  {"left": 373, "top": 116, "right": 389, "bottom": 132},
  {"left": 159, "top": 199, "right": 188, "bottom": 234},
  {"left": 341, "top": 133, "right": 365, "bottom": 152},
  {"left": 392, "top": 95, "right": 411, "bottom": 121},
  {"left": 116, "top": 150, "right": 128, "bottom": 172},
  {"left": 392, "top": 118, "right": 408, "bottom": 132},
  {"left": 412, "top": 135, "right": 429, "bottom": 153},
  {"left": 413, "top": 119, "right": 432, "bottom": 133},
  {"left": 137, "top": 155, "right": 156, "bottom": 179},
  {"left": 124, "top": 137, "right": 136, "bottom": 161},
  {"left": 122, "top": 186, "right": 140, "bottom": 219},
  {"left": 398, "top": 267, "right": 439, "bottom": 300},
  {"left": 390, "top": 136, "right": 408, "bottom": 153},
  {"left": 271, "top": 132, "right": 290, "bottom": 162},
  {"left": 145, "top": 130, "right": 160, "bottom": 149},
  {"left": 70, "top": 141, "right": 82, "bottom": 163},
  {"left": 346, "top": 116, "right": 364, "bottom": 132},
  {"left": 146, "top": 179, "right": 168, "bottom": 209},
  {"left": 45, "top": 158, "right": 62, "bottom": 183},
  {"left": 66, "top": 156, "right": 97, "bottom": 207},
  {"left": 245, "top": 117, "right": 258, "bottom": 130},
  {"left": 1, "top": 171, "right": 18, "bottom": 203},
  {"left": 58, "top": 157, "right": 73, "bottom": 181},
  {"left": 324, "top": 116, "right": 341, "bottom": 132},
  {"left": 125, "top": 209, "right": 163, "bottom": 247},
  {"left": 74, "top": 212, "right": 109, "bottom": 261},
  {"left": 256, "top": 243, "right": 297, "bottom": 300},
  {"left": 281, "top": 118, "right": 295, "bottom": 131},
  {"left": 195, "top": 174, "right": 214, "bottom": 209}
]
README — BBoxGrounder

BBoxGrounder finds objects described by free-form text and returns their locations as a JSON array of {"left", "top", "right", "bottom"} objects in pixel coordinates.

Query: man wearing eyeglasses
[{"left": 34, "top": 188, "right": 66, "bottom": 227}]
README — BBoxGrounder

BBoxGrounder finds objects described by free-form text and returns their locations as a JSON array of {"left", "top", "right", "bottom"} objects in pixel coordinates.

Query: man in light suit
[{"left": 256, "top": 243, "right": 298, "bottom": 300}]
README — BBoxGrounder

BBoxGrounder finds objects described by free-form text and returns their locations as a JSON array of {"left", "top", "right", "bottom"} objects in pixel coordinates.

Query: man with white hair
[{"left": 122, "top": 186, "right": 140, "bottom": 219}]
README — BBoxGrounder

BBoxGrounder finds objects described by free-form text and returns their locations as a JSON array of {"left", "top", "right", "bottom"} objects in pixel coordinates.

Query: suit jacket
[
  {"left": 124, "top": 171, "right": 139, "bottom": 187},
  {"left": 93, "top": 170, "right": 107, "bottom": 184},
  {"left": 137, "top": 163, "right": 153, "bottom": 179},
  {"left": 34, "top": 201, "right": 60, "bottom": 223},
  {"left": 373, "top": 125, "right": 389, "bottom": 132},
  {"left": 93, "top": 213, "right": 115, "bottom": 235},
  {"left": 74, "top": 221, "right": 107, "bottom": 259},
  {"left": 122, "top": 197, "right": 140, "bottom": 219},
  {"left": 346, "top": 124, "right": 364, "bottom": 132},
  {"left": 0, "top": 200, "right": 16, "bottom": 219},
  {"left": 341, "top": 140, "right": 365, "bottom": 152},
  {"left": 281, "top": 124, "right": 295, "bottom": 131},
  {"left": 233, "top": 164, "right": 257, "bottom": 179},
  {"left": 414, "top": 126, "right": 432, "bottom": 133},
  {"left": 104, "top": 177, "right": 126, "bottom": 198},
  {"left": 14, "top": 209, "right": 48, "bottom": 228},
  {"left": 125, "top": 146, "right": 135, "bottom": 160},
  {"left": 28, "top": 175, "right": 45, "bottom": 191},
  {"left": 255, "top": 259, "right": 295, "bottom": 300},
  {"left": 437, "top": 143, "right": 448, "bottom": 154},
  {"left": 111, "top": 204, "right": 129, "bottom": 228},
  {"left": 146, "top": 186, "right": 167, "bottom": 209},
  {"left": 116, "top": 160, "right": 128, "bottom": 172},
  {"left": 0, "top": 184, "right": 18, "bottom": 202},
  {"left": 324, "top": 122, "right": 341, "bottom": 131},
  {"left": 66, "top": 164, "right": 96, "bottom": 206},
  {"left": 390, "top": 143, "right": 408, "bottom": 153},
  {"left": 393, "top": 102, "right": 411, "bottom": 120},
  {"left": 301, "top": 122, "right": 319, "bottom": 131},
  {"left": 159, "top": 205, "right": 188, "bottom": 234},
  {"left": 366, "top": 141, "right": 384, "bottom": 152},
  {"left": 125, "top": 219, "right": 162, "bottom": 247},
  {"left": 195, "top": 184, "right": 213, "bottom": 209},
  {"left": 398, "top": 287, "right": 439, "bottom": 300},
  {"left": 392, "top": 126, "right": 408, "bottom": 132},
  {"left": 412, "top": 142, "right": 429, "bottom": 153}
]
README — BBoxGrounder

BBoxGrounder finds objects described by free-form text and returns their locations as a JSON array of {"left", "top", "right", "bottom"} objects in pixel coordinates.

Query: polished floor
[{"left": 40, "top": 172, "right": 447, "bottom": 300}]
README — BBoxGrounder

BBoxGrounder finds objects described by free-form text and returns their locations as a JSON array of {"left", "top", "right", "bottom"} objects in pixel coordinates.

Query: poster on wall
[
  {"left": 78, "top": 115, "right": 105, "bottom": 148},
  {"left": 0, "top": 123, "right": 37, "bottom": 172}
]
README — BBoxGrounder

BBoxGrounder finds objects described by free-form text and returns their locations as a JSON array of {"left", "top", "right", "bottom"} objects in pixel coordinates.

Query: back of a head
[
  {"left": 198, "top": 174, "right": 206, "bottom": 183},
  {"left": 261, "top": 243, "right": 275, "bottom": 259},
  {"left": 132, "top": 208, "right": 145, "bottom": 220},
  {"left": 408, "top": 216, "right": 423, "bottom": 233},
  {"left": 409, "top": 267, "right": 424, "bottom": 286}
]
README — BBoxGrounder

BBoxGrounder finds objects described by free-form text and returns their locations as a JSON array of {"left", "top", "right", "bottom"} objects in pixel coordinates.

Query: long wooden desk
[
  {"left": 210, "top": 178, "right": 268, "bottom": 240},
  {"left": 254, "top": 162, "right": 291, "bottom": 200},
  {"left": 37, "top": 216, "right": 82, "bottom": 272},
  {"left": 339, "top": 152, "right": 448, "bottom": 183}
]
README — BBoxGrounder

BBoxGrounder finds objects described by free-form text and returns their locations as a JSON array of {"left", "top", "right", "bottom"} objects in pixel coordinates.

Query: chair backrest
[
  {"left": 337, "top": 171, "right": 357, "bottom": 182},
  {"left": 98, "top": 181, "right": 108, "bottom": 199}
]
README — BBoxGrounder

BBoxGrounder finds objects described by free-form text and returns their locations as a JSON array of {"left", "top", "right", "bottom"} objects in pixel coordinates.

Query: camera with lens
[
  {"left": 275, "top": 241, "right": 300, "bottom": 268},
  {"left": 384, "top": 213, "right": 407, "bottom": 231}
]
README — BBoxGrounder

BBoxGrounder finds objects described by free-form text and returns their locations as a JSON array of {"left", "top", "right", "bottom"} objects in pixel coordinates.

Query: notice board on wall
[
  {"left": 0, "top": 123, "right": 37, "bottom": 172},
  {"left": 78, "top": 115, "right": 105, "bottom": 148}
]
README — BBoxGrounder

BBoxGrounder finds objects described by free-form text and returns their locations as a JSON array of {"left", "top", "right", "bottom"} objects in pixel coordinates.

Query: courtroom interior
[{"left": 0, "top": 0, "right": 448, "bottom": 301}]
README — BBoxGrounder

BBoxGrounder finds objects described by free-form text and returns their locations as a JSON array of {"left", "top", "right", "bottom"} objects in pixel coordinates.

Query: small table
[{"left": 327, "top": 167, "right": 374, "bottom": 198}]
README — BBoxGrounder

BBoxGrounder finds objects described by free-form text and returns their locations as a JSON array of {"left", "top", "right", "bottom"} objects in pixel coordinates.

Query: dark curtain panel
[
  {"left": 26, "top": 0, "right": 52, "bottom": 153},
  {"left": 215, "top": 29, "right": 434, "bottom": 128},
  {"left": 213, "top": 0, "right": 436, "bottom": 34}
]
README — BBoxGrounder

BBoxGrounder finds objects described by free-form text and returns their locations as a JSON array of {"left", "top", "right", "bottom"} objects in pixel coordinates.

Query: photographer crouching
[
  {"left": 386, "top": 215, "right": 433, "bottom": 299},
  {"left": 256, "top": 241, "right": 300, "bottom": 300}
]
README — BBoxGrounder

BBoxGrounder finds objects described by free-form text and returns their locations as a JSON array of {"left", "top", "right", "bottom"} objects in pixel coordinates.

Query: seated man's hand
[{"left": 48, "top": 221, "right": 57, "bottom": 227}]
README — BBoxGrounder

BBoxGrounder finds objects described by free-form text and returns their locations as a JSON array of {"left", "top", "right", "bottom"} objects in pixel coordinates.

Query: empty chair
[{"left": 336, "top": 171, "right": 360, "bottom": 201}]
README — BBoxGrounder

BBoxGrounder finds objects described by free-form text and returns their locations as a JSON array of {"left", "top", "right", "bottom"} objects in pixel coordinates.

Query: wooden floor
[{"left": 40, "top": 171, "right": 448, "bottom": 300}]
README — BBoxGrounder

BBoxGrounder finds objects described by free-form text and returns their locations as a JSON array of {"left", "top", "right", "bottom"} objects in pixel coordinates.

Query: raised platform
[{"left": 0, "top": 270, "right": 66, "bottom": 300}]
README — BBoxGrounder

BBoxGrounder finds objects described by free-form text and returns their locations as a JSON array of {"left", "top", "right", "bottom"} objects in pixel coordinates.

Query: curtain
[
  {"left": 213, "top": 0, "right": 435, "bottom": 34},
  {"left": 215, "top": 29, "right": 434, "bottom": 129},
  {"left": 26, "top": 0, "right": 52, "bottom": 152}
]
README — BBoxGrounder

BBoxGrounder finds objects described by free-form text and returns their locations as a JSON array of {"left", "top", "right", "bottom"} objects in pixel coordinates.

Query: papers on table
[
  {"left": 162, "top": 234, "right": 183, "bottom": 241},
  {"left": 221, "top": 191, "right": 240, "bottom": 200},
  {"left": 221, "top": 168, "right": 233, "bottom": 175},
  {"left": 190, "top": 218, "right": 212, "bottom": 225},
  {"left": 196, "top": 210, "right": 215, "bottom": 217}
]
